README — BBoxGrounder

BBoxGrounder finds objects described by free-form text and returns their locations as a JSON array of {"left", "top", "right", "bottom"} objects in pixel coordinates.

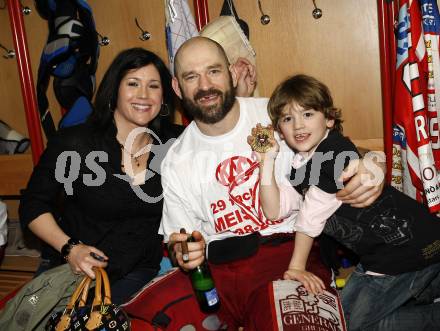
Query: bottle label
[{"left": 204, "top": 288, "right": 219, "bottom": 306}]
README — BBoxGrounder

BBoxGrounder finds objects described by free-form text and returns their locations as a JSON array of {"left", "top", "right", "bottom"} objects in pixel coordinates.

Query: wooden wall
[
  {"left": 0, "top": 0, "right": 383, "bottom": 150},
  {"left": 205, "top": 0, "right": 383, "bottom": 149}
]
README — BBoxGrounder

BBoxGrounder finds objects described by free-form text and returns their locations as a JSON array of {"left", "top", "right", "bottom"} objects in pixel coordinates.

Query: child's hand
[
  {"left": 247, "top": 123, "right": 279, "bottom": 161},
  {"left": 283, "top": 268, "right": 326, "bottom": 295}
]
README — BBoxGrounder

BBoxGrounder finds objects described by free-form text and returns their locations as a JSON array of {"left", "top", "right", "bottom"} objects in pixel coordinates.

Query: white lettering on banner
[
  {"left": 430, "top": 117, "right": 440, "bottom": 148},
  {"left": 422, "top": 166, "right": 435, "bottom": 181},
  {"left": 410, "top": 112, "right": 440, "bottom": 151},
  {"left": 422, "top": 2, "right": 437, "bottom": 26},
  {"left": 412, "top": 93, "right": 425, "bottom": 111},
  {"left": 409, "top": 63, "right": 420, "bottom": 81},
  {"left": 428, "top": 194, "right": 440, "bottom": 204},
  {"left": 418, "top": 144, "right": 440, "bottom": 207},
  {"left": 415, "top": 115, "right": 429, "bottom": 141},
  {"left": 393, "top": 0, "right": 440, "bottom": 213}
]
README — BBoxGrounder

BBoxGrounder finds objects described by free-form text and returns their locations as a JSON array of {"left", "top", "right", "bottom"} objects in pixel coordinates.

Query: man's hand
[
  {"left": 336, "top": 151, "right": 386, "bottom": 207},
  {"left": 169, "top": 230, "right": 206, "bottom": 271},
  {"left": 233, "top": 57, "right": 257, "bottom": 97}
]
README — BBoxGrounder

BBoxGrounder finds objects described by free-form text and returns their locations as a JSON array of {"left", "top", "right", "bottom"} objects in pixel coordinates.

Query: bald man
[{"left": 159, "top": 37, "right": 385, "bottom": 329}]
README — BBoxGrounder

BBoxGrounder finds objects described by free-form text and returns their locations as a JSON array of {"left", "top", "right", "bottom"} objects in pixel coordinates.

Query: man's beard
[{"left": 181, "top": 82, "right": 236, "bottom": 125}]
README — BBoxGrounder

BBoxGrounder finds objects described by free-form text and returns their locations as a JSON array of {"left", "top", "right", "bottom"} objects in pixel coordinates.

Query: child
[{"left": 249, "top": 74, "right": 440, "bottom": 330}]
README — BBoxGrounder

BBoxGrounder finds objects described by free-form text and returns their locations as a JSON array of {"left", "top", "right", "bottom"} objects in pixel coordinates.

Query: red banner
[{"left": 392, "top": 0, "right": 440, "bottom": 212}]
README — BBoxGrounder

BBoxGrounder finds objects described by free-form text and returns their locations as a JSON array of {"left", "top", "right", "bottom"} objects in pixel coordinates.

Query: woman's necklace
[
  {"left": 119, "top": 142, "right": 141, "bottom": 167},
  {"left": 119, "top": 135, "right": 152, "bottom": 168}
]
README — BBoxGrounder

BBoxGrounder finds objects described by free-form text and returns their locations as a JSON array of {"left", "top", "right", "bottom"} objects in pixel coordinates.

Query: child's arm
[
  {"left": 284, "top": 231, "right": 326, "bottom": 295},
  {"left": 247, "top": 124, "right": 281, "bottom": 219},
  {"left": 259, "top": 152, "right": 280, "bottom": 220}
]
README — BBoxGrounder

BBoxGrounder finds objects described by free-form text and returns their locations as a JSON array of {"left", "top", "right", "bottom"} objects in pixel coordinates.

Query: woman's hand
[
  {"left": 168, "top": 230, "right": 206, "bottom": 271},
  {"left": 283, "top": 268, "right": 326, "bottom": 295},
  {"left": 336, "top": 151, "right": 386, "bottom": 207},
  {"left": 67, "top": 244, "right": 108, "bottom": 278}
]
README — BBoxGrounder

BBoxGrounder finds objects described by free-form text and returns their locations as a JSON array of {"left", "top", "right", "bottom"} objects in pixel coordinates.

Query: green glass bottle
[{"left": 187, "top": 236, "right": 220, "bottom": 313}]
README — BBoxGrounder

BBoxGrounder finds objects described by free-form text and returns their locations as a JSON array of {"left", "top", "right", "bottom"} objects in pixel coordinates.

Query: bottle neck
[{"left": 192, "top": 262, "right": 207, "bottom": 274}]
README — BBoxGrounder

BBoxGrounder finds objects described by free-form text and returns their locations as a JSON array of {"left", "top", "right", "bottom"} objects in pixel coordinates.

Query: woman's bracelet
[{"left": 60, "top": 238, "right": 81, "bottom": 261}]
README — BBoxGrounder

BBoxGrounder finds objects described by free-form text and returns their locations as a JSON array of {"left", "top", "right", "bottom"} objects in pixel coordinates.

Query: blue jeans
[
  {"left": 111, "top": 267, "right": 158, "bottom": 305},
  {"left": 341, "top": 263, "right": 440, "bottom": 331}
]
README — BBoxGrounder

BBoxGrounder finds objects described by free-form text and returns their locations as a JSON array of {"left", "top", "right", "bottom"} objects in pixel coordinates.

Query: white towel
[{"left": 165, "top": 0, "right": 199, "bottom": 75}]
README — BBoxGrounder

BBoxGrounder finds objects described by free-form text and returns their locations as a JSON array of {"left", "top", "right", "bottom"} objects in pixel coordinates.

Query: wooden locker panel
[
  {"left": 88, "top": 0, "right": 169, "bottom": 86},
  {"left": 207, "top": 0, "right": 384, "bottom": 147},
  {"left": 0, "top": 5, "right": 28, "bottom": 137},
  {"left": 1, "top": 1, "right": 384, "bottom": 149}
]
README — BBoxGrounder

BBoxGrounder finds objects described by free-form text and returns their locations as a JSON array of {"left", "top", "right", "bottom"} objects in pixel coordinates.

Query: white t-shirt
[{"left": 159, "top": 97, "right": 301, "bottom": 245}]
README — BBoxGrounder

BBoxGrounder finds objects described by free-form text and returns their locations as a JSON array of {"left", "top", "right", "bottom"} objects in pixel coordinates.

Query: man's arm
[
  {"left": 161, "top": 157, "right": 205, "bottom": 270},
  {"left": 160, "top": 156, "right": 201, "bottom": 241}
]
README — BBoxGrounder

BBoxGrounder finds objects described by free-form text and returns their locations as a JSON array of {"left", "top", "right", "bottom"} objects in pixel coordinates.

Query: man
[{"left": 160, "top": 37, "right": 384, "bottom": 329}]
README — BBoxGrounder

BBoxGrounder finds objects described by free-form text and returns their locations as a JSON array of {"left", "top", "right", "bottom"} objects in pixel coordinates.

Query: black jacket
[
  {"left": 291, "top": 131, "right": 440, "bottom": 275},
  {"left": 19, "top": 121, "right": 183, "bottom": 280}
]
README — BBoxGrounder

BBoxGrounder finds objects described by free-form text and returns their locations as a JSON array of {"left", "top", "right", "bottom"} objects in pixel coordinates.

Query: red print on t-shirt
[
  {"left": 215, "top": 156, "right": 255, "bottom": 187},
  {"left": 214, "top": 156, "right": 264, "bottom": 231}
]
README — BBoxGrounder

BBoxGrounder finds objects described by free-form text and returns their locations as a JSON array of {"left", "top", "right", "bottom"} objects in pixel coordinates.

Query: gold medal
[{"left": 250, "top": 126, "right": 272, "bottom": 153}]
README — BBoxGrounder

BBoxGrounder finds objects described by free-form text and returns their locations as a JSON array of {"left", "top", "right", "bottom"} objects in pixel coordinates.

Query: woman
[{"left": 19, "top": 48, "right": 183, "bottom": 304}]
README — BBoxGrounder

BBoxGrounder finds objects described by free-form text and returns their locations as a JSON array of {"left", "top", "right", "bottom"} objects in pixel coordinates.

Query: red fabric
[
  {"left": 123, "top": 268, "right": 223, "bottom": 330},
  {"left": 391, "top": 0, "right": 440, "bottom": 212},
  {"left": 125, "top": 240, "right": 331, "bottom": 331},
  {"left": 210, "top": 239, "right": 331, "bottom": 330},
  {"left": 0, "top": 287, "right": 21, "bottom": 310},
  {"left": 130, "top": 318, "right": 155, "bottom": 331}
]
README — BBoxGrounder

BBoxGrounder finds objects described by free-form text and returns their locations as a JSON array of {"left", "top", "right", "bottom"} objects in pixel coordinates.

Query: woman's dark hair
[
  {"left": 89, "top": 47, "right": 176, "bottom": 133},
  {"left": 268, "top": 74, "right": 343, "bottom": 133}
]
